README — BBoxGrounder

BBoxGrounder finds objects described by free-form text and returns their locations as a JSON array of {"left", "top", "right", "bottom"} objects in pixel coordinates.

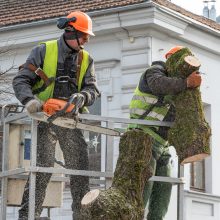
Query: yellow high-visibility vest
[
  {"left": 33, "top": 40, "right": 89, "bottom": 101},
  {"left": 129, "top": 86, "right": 170, "bottom": 145}
]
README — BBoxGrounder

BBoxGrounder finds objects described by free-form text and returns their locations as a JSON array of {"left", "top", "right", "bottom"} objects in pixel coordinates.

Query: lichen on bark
[
  {"left": 81, "top": 130, "right": 153, "bottom": 219},
  {"left": 166, "top": 48, "right": 211, "bottom": 164}
]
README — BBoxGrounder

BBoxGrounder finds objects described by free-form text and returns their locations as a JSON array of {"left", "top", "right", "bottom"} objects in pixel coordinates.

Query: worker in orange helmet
[
  {"left": 164, "top": 45, "right": 184, "bottom": 59},
  {"left": 129, "top": 46, "right": 201, "bottom": 220},
  {"left": 13, "top": 11, "right": 100, "bottom": 220}
]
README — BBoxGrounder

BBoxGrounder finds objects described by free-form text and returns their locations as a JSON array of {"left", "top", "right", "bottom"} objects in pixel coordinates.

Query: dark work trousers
[
  {"left": 143, "top": 140, "right": 172, "bottom": 220},
  {"left": 18, "top": 121, "right": 89, "bottom": 219}
]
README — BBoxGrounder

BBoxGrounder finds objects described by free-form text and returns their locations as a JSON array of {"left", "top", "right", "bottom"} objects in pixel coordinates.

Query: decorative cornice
[{"left": 95, "top": 59, "right": 120, "bottom": 70}]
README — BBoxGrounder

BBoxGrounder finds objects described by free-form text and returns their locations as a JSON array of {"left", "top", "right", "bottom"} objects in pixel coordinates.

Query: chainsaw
[{"left": 28, "top": 97, "right": 121, "bottom": 137}]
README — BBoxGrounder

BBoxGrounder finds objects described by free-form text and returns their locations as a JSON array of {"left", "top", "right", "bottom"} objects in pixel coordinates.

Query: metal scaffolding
[{"left": 0, "top": 104, "right": 185, "bottom": 220}]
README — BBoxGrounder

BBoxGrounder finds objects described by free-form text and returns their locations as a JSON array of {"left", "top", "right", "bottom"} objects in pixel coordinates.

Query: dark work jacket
[
  {"left": 12, "top": 34, "right": 100, "bottom": 106},
  {"left": 138, "top": 61, "right": 187, "bottom": 139}
]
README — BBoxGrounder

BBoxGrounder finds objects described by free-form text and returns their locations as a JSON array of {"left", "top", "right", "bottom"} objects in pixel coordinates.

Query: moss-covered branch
[
  {"left": 81, "top": 130, "right": 153, "bottom": 219},
  {"left": 166, "top": 48, "right": 211, "bottom": 164}
]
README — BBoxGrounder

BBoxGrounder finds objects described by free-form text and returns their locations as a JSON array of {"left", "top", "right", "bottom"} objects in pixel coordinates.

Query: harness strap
[
  {"left": 20, "top": 63, "right": 55, "bottom": 94},
  {"left": 28, "top": 63, "right": 54, "bottom": 86},
  {"left": 20, "top": 49, "right": 85, "bottom": 95},
  {"left": 76, "top": 50, "right": 83, "bottom": 87},
  {"left": 139, "top": 96, "right": 164, "bottom": 119}
]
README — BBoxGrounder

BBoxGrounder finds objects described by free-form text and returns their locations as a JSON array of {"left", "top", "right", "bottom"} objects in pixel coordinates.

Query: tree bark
[
  {"left": 166, "top": 48, "right": 211, "bottom": 164},
  {"left": 81, "top": 130, "right": 153, "bottom": 220}
]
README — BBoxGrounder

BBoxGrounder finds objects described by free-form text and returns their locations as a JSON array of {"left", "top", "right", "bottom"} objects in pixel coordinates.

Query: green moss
[
  {"left": 112, "top": 131, "right": 152, "bottom": 204},
  {"left": 166, "top": 48, "right": 193, "bottom": 78},
  {"left": 83, "top": 188, "right": 142, "bottom": 220},
  {"left": 81, "top": 130, "right": 153, "bottom": 219},
  {"left": 166, "top": 48, "right": 211, "bottom": 163}
]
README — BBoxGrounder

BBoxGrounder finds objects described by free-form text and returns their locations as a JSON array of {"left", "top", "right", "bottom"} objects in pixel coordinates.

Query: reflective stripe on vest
[
  {"left": 33, "top": 40, "right": 90, "bottom": 101},
  {"left": 129, "top": 86, "right": 170, "bottom": 145},
  {"left": 129, "top": 86, "right": 170, "bottom": 122}
]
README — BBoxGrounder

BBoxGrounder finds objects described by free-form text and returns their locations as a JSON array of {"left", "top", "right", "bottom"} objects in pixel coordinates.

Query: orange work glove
[{"left": 186, "top": 71, "right": 202, "bottom": 88}]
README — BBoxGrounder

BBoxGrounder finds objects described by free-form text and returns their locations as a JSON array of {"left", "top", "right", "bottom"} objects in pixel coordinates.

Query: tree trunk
[
  {"left": 81, "top": 130, "right": 153, "bottom": 220},
  {"left": 166, "top": 48, "right": 211, "bottom": 164}
]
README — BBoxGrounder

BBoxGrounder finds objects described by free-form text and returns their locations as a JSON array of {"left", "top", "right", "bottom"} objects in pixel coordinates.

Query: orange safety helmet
[
  {"left": 165, "top": 46, "right": 184, "bottom": 59},
  {"left": 67, "top": 11, "right": 94, "bottom": 36}
]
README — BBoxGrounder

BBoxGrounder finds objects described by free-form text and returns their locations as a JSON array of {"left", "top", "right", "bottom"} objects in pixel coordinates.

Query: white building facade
[{"left": 1, "top": 2, "right": 220, "bottom": 220}]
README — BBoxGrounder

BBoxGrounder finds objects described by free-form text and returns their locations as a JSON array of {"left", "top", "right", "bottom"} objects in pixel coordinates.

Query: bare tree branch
[{"left": 0, "top": 45, "right": 17, "bottom": 103}]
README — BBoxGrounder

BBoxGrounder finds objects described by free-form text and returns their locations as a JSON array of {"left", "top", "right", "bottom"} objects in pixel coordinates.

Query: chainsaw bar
[{"left": 28, "top": 112, "right": 121, "bottom": 137}]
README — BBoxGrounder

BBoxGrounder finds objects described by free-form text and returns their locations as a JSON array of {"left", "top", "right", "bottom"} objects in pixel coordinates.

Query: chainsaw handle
[
  {"left": 70, "top": 95, "right": 84, "bottom": 115},
  {"left": 47, "top": 97, "right": 75, "bottom": 123}
]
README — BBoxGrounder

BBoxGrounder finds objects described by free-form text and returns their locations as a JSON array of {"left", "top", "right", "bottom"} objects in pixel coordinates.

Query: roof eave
[
  {"left": 0, "top": 1, "right": 154, "bottom": 32},
  {"left": 152, "top": 1, "right": 220, "bottom": 36},
  {"left": 88, "top": 1, "right": 153, "bottom": 16},
  {"left": 0, "top": 18, "right": 58, "bottom": 32}
]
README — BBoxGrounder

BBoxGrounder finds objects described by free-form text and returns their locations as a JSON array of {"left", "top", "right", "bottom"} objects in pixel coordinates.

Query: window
[
  {"left": 24, "top": 138, "right": 31, "bottom": 160},
  {"left": 24, "top": 130, "right": 31, "bottom": 160},
  {"left": 190, "top": 160, "right": 205, "bottom": 192}
]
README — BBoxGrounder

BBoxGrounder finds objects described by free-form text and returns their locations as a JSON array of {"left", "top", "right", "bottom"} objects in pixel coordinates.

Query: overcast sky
[{"left": 171, "top": 0, "right": 220, "bottom": 16}]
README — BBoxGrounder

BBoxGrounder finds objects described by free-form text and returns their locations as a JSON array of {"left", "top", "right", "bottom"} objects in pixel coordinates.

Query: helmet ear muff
[{"left": 57, "top": 17, "right": 76, "bottom": 29}]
